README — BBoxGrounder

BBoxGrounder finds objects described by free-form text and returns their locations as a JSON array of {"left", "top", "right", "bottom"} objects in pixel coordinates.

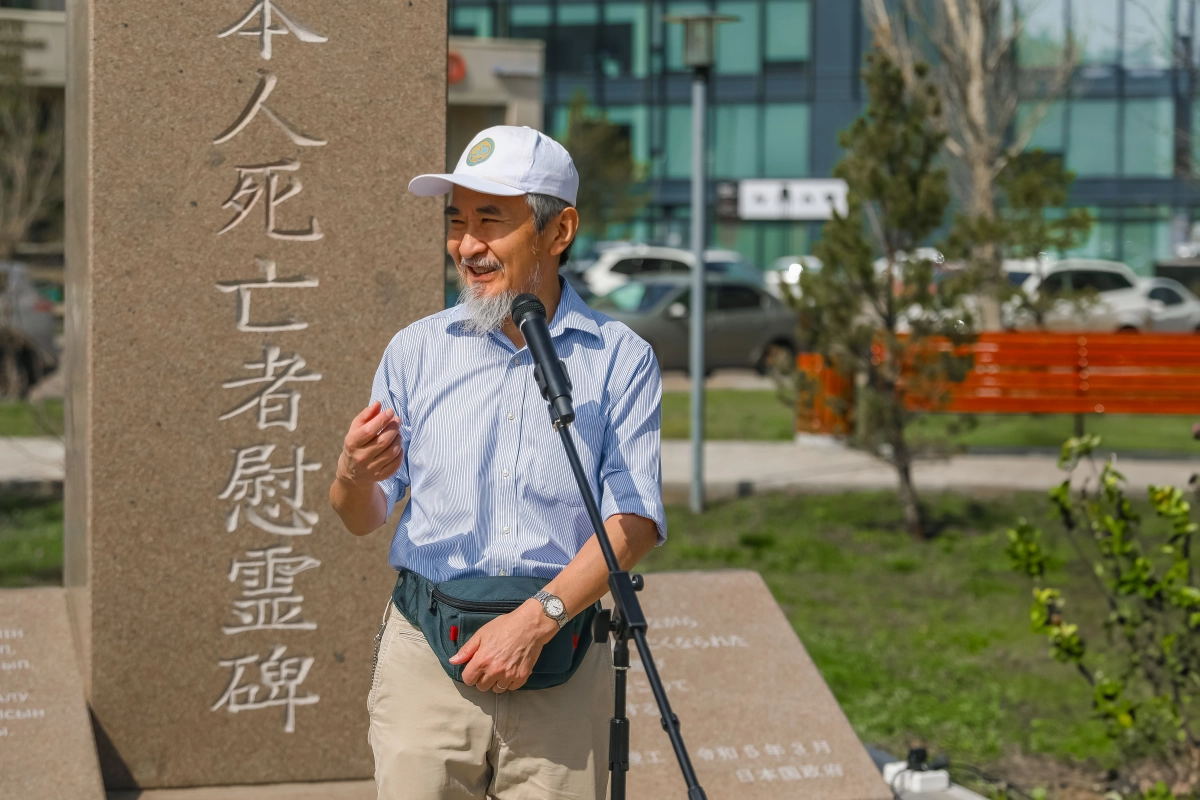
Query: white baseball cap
[{"left": 408, "top": 125, "right": 579, "bottom": 205}]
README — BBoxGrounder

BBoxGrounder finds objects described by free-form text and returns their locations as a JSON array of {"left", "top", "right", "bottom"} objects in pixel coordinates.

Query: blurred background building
[{"left": 448, "top": 0, "right": 1200, "bottom": 276}]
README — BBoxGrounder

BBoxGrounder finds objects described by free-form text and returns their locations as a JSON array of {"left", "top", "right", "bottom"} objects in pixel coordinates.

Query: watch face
[{"left": 546, "top": 597, "right": 565, "bottom": 617}]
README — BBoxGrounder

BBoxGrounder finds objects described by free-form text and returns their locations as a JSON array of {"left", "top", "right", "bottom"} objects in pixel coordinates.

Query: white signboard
[{"left": 737, "top": 179, "right": 849, "bottom": 221}]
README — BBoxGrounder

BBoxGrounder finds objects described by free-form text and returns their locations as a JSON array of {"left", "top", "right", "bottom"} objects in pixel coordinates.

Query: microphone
[{"left": 511, "top": 293, "right": 575, "bottom": 425}]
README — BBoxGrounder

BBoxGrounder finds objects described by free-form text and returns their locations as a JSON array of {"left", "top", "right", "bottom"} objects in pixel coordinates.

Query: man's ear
[{"left": 548, "top": 206, "right": 579, "bottom": 258}]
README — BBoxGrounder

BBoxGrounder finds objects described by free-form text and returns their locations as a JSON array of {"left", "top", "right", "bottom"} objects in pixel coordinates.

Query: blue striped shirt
[{"left": 369, "top": 278, "right": 665, "bottom": 583}]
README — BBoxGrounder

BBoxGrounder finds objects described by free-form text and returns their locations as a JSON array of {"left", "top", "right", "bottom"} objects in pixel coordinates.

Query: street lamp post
[{"left": 666, "top": 13, "right": 735, "bottom": 515}]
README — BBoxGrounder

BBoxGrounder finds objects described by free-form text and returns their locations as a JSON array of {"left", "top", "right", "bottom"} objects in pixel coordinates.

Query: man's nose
[{"left": 457, "top": 232, "right": 488, "bottom": 259}]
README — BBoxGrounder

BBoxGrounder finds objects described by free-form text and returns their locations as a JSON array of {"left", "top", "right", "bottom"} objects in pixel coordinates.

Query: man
[{"left": 330, "top": 125, "right": 665, "bottom": 799}]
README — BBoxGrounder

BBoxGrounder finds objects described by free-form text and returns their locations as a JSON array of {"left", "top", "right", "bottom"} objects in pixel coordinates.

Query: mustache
[{"left": 459, "top": 256, "right": 504, "bottom": 272}]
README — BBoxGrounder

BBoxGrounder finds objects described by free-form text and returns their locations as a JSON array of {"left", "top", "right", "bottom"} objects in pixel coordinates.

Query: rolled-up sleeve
[
  {"left": 369, "top": 334, "right": 410, "bottom": 521},
  {"left": 598, "top": 344, "right": 666, "bottom": 544}
]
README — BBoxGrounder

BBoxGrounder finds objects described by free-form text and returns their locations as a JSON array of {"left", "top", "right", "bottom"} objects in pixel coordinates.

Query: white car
[
  {"left": 582, "top": 245, "right": 762, "bottom": 298},
  {"left": 1007, "top": 259, "right": 1155, "bottom": 332},
  {"left": 1143, "top": 277, "right": 1200, "bottom": 332}
]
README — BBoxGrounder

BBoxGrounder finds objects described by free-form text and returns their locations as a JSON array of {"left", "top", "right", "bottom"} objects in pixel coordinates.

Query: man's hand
[
  {"left": 338, "top": 401, "right": 402, "bottom": 487},
  {"left": 449, "top": 600, "right": 559, "bottom": 692}
]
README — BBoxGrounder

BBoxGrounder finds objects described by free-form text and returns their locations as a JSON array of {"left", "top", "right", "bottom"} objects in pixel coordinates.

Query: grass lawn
[
  {"left": 662, "top": 389, "right": 796, "bottom": 441},
  {"left": 0, "top": 399, "right": 63, "bottom": 438},
  {"left": 662, "top": 389, "right": 1200, "bottom": 455},
  {"left": 643, "top": 490, "right": 1130, "bottom": 778},
  {"left": 0, "top": 493, "right": 63, "bottom": 587}
]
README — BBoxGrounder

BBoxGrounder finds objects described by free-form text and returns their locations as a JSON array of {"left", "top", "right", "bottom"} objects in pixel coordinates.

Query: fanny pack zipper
[{"left": 430, "top": 586, "right": 524, "bottom": 614}]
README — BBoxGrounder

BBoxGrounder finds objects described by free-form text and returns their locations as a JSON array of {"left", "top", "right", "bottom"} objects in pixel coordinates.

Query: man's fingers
[
  {"left": 365, "top": 445, "right": 403, "bottom": 477},
  {"left": 348, "top": 408, "right": 396, "bottom": 448},
  {"left": 353, "top": 401, "right": 382, "bottom": 427},
  {"left": 361, "top": 423, "right": 400, "bottom": 457},
  {"left": 449, "top": 635, "right": 480, "bottom": 666}
]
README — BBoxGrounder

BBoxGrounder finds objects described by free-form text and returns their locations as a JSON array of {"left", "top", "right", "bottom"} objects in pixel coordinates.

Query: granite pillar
[{"left": 64, "top": 0, "right": 445, "bottom": 787}]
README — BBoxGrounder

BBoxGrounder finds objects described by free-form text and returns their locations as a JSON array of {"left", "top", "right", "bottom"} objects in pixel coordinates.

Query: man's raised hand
[{"left": 338, "top": 401, "right": 403, "bottom": 486}]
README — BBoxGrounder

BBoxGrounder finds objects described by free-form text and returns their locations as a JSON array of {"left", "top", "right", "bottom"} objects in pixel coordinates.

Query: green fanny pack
[{"left": 391, "top": 569, "right": 598, "bottom": 691}]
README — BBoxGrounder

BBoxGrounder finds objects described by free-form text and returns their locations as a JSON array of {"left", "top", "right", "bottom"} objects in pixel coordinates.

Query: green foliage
[
  {"left": 789, "top": 53, "right": 972, "bottom": 537},
  {"left": 561, "top": 91, "right": 646, "bottom": 242},
  {"left": 1006, "top": 435, "right": 1200, "bottom": 762}
]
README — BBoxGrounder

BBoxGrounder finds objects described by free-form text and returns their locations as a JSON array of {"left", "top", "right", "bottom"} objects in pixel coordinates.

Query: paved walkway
[
  {"left": 662, "top": 439, "right": 1198, "bottom": 499},
  {"left": 0, "top": 436, "right": 67, "bottom": 483},
  {"left": 12, "top": 436, "right": 1196, "bottom": 497}
]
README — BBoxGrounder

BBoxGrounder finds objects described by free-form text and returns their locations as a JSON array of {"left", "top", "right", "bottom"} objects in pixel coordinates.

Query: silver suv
[{"left": 581, "top": 244, "right": 763, "bottom": 298}]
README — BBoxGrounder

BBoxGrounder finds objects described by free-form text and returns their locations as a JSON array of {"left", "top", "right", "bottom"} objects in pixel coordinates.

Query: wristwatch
[{"left": 534, "top": 590, "right": 569, "bottom": 629}]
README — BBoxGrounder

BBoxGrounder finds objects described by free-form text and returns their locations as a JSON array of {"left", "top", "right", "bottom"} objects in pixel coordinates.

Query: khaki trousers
[{"left": 368, "top": 601, "right": 613, "bottom": 800}]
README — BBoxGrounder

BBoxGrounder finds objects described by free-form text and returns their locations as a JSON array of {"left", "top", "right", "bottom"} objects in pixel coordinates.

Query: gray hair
[{"left": 526, "top": 193, "right": 576, "bottom": 266}]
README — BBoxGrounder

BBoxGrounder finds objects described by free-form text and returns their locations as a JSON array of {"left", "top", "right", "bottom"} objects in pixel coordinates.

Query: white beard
[
  {"left": 456, "top": 258, "right": 541, "bottom": 335},
  {"left": 457, "top": 281, "right": 518, "bottom": 335}
]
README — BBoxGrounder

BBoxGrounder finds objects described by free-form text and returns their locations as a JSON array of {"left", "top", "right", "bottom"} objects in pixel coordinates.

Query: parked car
[
  {"left": 1143, "top": 277, "right": 1200, "bottom": 332},
  {"left": 764, "top": 255, "right": 821, "bottom": 299},
  {"left": 1006, "top": 259, "right": 1155, "bottom": 332},
  {"left": 0, "top": 262, "right": 59, "bottom": 396},
  {"left": 590, "top": 275, "right": 797, "bottom": 373},
  {"left": 581, "top": 244, "right": 763, "bottom": 298}
]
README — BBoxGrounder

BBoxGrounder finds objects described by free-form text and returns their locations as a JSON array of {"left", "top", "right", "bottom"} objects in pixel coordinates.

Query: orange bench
[{"left": 797, "top": 333, "right": 1200, "bottom": 431}]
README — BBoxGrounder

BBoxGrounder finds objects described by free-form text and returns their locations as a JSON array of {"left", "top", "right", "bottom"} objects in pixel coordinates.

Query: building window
[
  {"left": 1124, "top": 0, "right": 1173, "bottom": 70},
  {"left": 1073, "top": 0, "right": 1120, "bottom": 66},
  {"left": 1121, "top": 215, "right": 1172, "bottom": 275},
  {"left": 666, "top": 105, "right": 693, "bottom": 178},
  {"left": 715, "top": 1, "right": 761, "bottom": 76},
  {"left": 605, "top": 105, "right": 651, "bottom": 167},
  {"left": 714, "top": 105, "right": 760, "bottom": 178},
  {"left": 1016, "top": 0, "right": 1067, "bottom": 68},
  {"left": 765, "top": 0, "right": 811, "bottom": 64},
  {"left": 763, "top": 104, "right": 811, "bottom": 177},
  {"left": 452, "top": 6, "right": 494, "bottom": 38},
  {"left": 1017, "top": 101, "right": 1066, "bottom": 153},
  {"left": 510, "top": 4, "right": 551, "bottom": 44},
  {"left": 604, "top": 3, "right": 650, "bottom": 78},
  {"left": 556, "top": 3, "right": 600, "bottom": 74},
  {"left": 1067, "top": 211, "right": 1119, "bottom": 260},
  {"left": 1123, "top": 99, "right": 1174, "bottom": 177},
  {"left": 1066, "top": 100, "right": 1118, "bottom": 176}
]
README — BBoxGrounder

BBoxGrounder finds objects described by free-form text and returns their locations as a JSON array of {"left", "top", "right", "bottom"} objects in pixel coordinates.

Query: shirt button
[
  {"left": 507, "top": 411, "right": 515, "bottom": 420},
  {"left": 502, "top": 525, "right": 510, "bottom": 534},
  {"left": 502, "top": 469, "right": 510, "bottom": 478},
  {"left": 499, "top": 569, "right": 507, "bottom": 576},
  {"left": 511, "top": 356, "right": 519, "bottom": 365}
]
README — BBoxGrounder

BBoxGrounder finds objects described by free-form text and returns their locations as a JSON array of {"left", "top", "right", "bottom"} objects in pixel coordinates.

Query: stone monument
[
  {"left": 0, "top": 588, "right": 105, "bottom": 799},
  {"left": 626, "top": 570, "right": 892, "bottom": 799},
  {"left": 63, "top": 0, "right": 445, "bottom": 788}
]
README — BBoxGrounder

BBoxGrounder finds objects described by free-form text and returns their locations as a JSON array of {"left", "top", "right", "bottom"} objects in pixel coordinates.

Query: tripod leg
[{"left": 609, "top": 632, "right": 630, "bottom": 800}]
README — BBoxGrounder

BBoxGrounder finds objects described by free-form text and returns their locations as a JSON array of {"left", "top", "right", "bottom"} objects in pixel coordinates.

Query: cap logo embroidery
[{"left": 466, "top": 138, "right": 495, "bottom": 166}]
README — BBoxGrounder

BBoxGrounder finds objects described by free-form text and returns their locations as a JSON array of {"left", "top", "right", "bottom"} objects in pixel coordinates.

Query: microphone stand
[{"left": 543, "top": 397, "right": 708, "bottom": 800}]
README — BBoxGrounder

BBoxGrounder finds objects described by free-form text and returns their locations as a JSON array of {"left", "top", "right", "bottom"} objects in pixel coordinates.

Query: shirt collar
[{"left": 446, "top": 275, "right": 603, "bottom": 345}]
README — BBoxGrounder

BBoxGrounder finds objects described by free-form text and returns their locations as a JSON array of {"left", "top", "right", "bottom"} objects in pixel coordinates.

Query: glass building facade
[{"left": 448, "top": 0, "right": 1200, "bottom": 275}]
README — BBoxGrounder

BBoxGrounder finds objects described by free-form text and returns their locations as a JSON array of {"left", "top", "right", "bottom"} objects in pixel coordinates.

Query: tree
[
  {"left": 561, "top": 91, "right": 646, "bottom": 243},
  {"left": 945, "top": 149, "right": 1093, "bottom": 328},
  {"left": 0, "top": 28, "right": 63, "bottom": 398},
  {"left": 863, "top": 0, "right": 1078, "bottom": 326},
  {"left": 792, "top": 52, "right": 972, "bottom": 539},
  {"left": 0, "top": 29, "right": 63, "bottom": 260}
]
